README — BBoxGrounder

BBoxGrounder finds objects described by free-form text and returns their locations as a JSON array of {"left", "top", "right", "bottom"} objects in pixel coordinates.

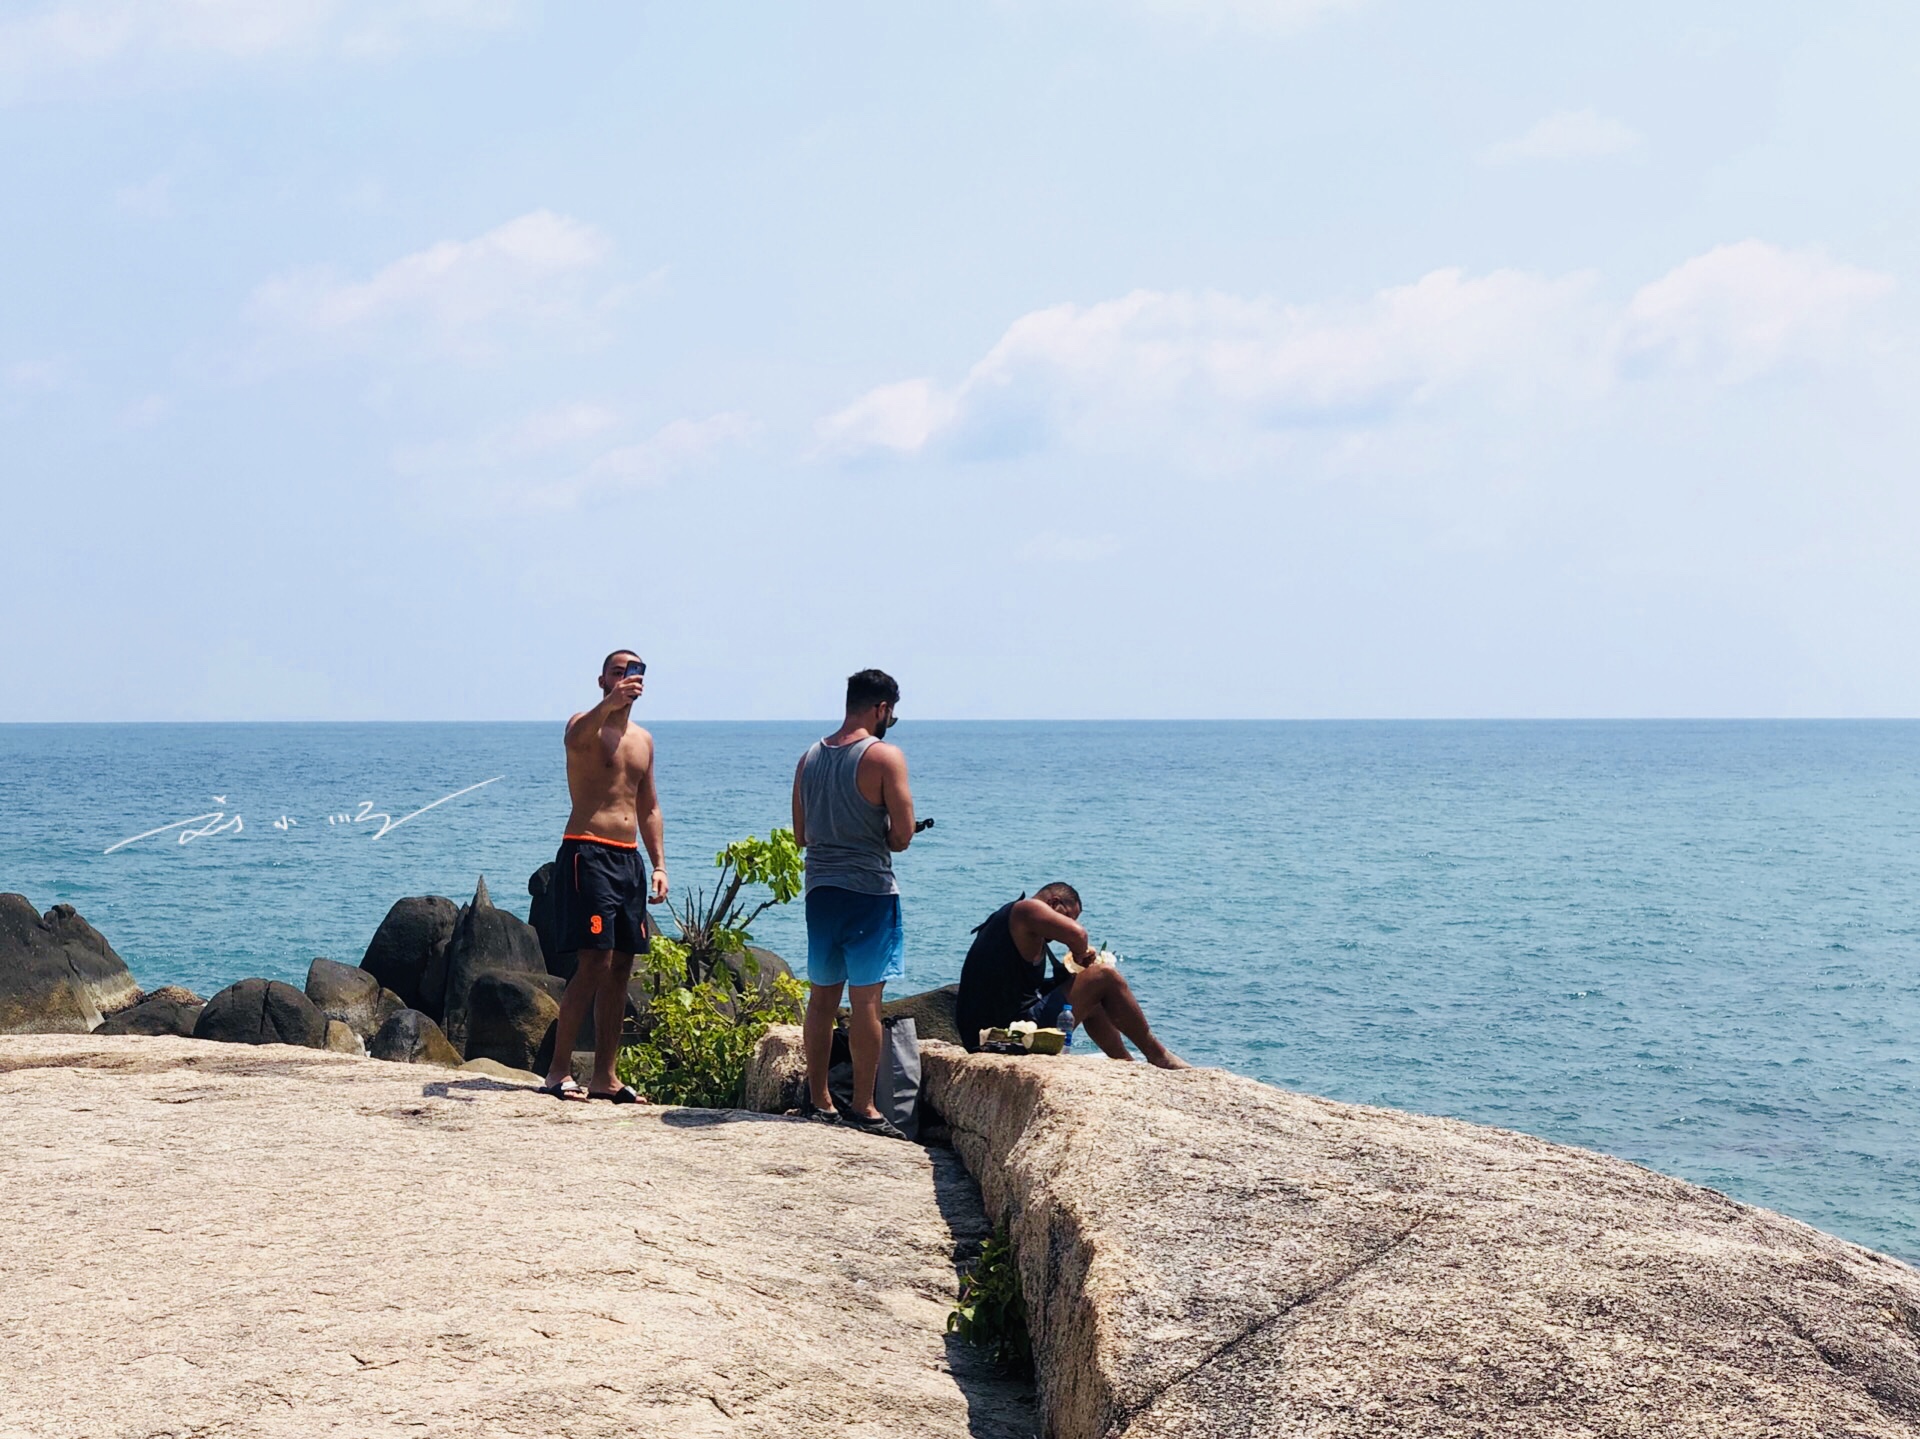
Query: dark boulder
[
  {"left": 374, "top": 986, "right": 407, "bottom": 1034},
  {"left": 192, "top": 979, "right": 328, "bottom": 1049},
  {"left": 322, "top": 1019, "right": 364, "bottom": 1055},
  {"left": 0, "top": 894, "right": 142, "bottom": 1034},
  {"left": 878, "top": 984, "right": 961, "bottom": 1046},
  {"left": 439, "top": 877, "right": 547, "bottom": 1052},
  {"left": 527, "top": 861, "right": 564, "bottom": 974},
  {"left": 463, "top": 971, "right": 564, "bottom": 1071},
  {"left": 358, "top": 896, "right": 457, "bottom": 1016},
  {"left": 368, "top": 1008, "right": 463, "bottom": 1068},
  {"left": 305, "top": 957, "right": 384, "bottom": 1039},
  {"left": 96, "top": 992, "right": 205, "bottom": 1037},
  {"left": 708, "top": 946, "right": 797, "bottom": 1022},
  {"left": 718, "top": 945, "right": 793, "bottom": 995}
]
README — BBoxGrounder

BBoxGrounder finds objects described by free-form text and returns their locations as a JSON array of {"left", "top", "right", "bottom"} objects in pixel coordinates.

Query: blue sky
[{"left": 3, "top": 1, "right": 1915, "bottom": 720}]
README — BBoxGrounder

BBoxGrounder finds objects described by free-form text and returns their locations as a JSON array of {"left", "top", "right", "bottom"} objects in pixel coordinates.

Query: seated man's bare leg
[
  {"left": 1075, "top": 1006, "right": 1135, "bottom": 1060},
  {"left": 803, "top": 980, "right": 844, "bottom": 1115},
  {"left": 1067, "top": 966, "right": 1190, "bottom": 1069},
  {"left": 589, "top": 950, "right": 635, "bottom": 1093},
  {"left": 546, "top": 951, "right": 612, "bottom": 1088}
]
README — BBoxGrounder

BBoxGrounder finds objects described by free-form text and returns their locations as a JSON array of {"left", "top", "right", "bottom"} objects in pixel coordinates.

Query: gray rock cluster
[{"left": 0, "top": 875, "right": 792, "bottom": 1080}]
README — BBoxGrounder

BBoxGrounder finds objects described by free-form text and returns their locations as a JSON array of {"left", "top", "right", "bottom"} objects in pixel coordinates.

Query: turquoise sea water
[{"left": 1, "top": 720, "right": 1915, "bottom": 1261}]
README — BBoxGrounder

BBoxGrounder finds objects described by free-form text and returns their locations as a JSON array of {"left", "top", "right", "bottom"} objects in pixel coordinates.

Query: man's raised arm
[
  {"left": 1011, "top": 897, "right": 1097, "bottom": 965},
  {"left": 566, "top": 673, "right": 643, "bottom": 749},
  {"left": 877, "top": 745, "right": 916, "bottom": 853}
]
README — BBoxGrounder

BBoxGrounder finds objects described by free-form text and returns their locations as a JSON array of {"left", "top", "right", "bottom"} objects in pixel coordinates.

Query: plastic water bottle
[{"left": 1058, "top": 1003, "right": 1076, "bottom": 1050}]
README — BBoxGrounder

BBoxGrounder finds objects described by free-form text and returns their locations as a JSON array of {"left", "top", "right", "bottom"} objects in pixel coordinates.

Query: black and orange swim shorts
[{"left": 553, "top": 834, "right": 652, "bottom": 955}]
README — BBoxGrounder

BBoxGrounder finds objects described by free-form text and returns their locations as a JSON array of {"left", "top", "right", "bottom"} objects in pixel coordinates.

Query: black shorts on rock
[{"left": 554, "top": 835, "right": 652, "bottom": 954}]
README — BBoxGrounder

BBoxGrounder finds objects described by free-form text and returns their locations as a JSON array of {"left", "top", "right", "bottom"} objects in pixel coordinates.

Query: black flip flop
[
  {"left": 589, "top": 1084, "right": 646, "bottom": 1105},
  {"left": 542, "top": 1076, "right": 589, "bottom": 1102},
  {"left": 838, "top": 1110, "right": 909, "bottom": 1141}
]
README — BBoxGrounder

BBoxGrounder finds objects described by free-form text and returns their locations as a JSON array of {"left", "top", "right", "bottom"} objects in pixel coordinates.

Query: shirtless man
[
  {"left": 541, "top": 648, "right": 670, "bottom": 1102},
  {"left": 955, "top": 883, "right": 1189, "bottom": 1068}
]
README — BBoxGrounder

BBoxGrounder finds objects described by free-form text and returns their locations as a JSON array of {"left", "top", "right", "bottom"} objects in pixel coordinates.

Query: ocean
[{"left": 2, "top": 720, "right": 1915, "bottom": 1262}]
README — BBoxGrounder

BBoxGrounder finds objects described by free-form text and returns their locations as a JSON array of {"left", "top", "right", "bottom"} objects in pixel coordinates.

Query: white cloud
[
  {"left": 392, "top": 401, "right": 622, "bottom": 476},
  {"left": 5, "top": 358, "right": 71, "bottom": 391},
  {"left": 0, "top": 0, "right": 511, "bottom": 91},
  {"left": 247, "top": 210, "right": 615, "bottom": 362},
  {"left": 815, "top": 379, "right": 959, "bottom": 457},
  {"left": 1619, "top": 241, "right": 1895, "bottom": 383},
  {"left": 580, "top": 414, "right": 756, "bottom": 493},
  {"left": 397, "top": 405, "right": 756, "bottom": 510},
  {"left": 118, "top": 394, "right": 170, "bottom": 427},
  {"left": 114, "top": 171, "right": 174, "bottom": 217},
  {"left": 818, "top": 243, "right": 1894, "bottom": 465},
  {"left": 1480, "top": 109, "right": 1642, "bottom": 165}
]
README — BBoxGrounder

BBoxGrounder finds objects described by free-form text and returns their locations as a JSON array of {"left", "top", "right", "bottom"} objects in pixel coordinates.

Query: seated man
[{"left": 955, "top": 882, "right": 1188, "bottom": 1068}]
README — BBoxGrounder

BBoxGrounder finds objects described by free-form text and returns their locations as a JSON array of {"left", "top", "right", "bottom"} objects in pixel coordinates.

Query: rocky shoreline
[{"left": 7, "top": 887, "right": 1920, "bottom": 1436}]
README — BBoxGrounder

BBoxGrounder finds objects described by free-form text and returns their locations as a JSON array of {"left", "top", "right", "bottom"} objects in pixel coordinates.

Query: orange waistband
[{"left": 563, "top": 832, "right": 640, "bottom": 850}]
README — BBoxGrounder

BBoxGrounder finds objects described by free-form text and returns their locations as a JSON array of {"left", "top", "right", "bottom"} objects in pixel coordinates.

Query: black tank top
[{"left": 955, "top": 897, "right": 1065, "bottom": 1051}]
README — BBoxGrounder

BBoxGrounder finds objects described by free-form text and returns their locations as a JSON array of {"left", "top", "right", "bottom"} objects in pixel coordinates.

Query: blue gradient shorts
[{"left": 805, "top": 886, "right": 904, "bottom": 989}]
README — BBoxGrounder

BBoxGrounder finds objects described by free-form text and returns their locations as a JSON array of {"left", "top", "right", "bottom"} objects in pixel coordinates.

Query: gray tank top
[{"left": 800, "top": 737, "right": 898, "bottom": 896}]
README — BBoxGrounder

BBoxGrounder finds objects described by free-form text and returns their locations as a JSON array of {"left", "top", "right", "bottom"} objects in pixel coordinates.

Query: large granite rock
[
  {"left": 463, "top": 971, "right": 563, "bottom": 1072},
  {"left": 745, "top": 1025, "right": 809, "bottom": 1114},
  {"left": 192, "top": 979, "right": 328, "bottom": 1049},
  {"left": 0, "top": 895, "right": 141, "bottom": 1034},
  {"left": 305, "top": 957, "right": 385, "bottom": 1039},
  {"left": 0, "top": 1033, "right": 1036, "bottom": 1439},
  {"left": 323, "top": 1019, "right": 365, "bottom": 1056},
  {"left": 95, "top": 989, "right": 204, "bottom": 1037},
  {"left": 358, "top": 896, "right": 457, "bottom": 1016},
  {"left": 909, "top": 1045, "right": 1920, "bottom": 1439},
  {"left": 437, "top": 878, "right": 547, "bottom": 1052},
  {"left": 368, "top": 1008, "right": 463, "bottom": 1068}
]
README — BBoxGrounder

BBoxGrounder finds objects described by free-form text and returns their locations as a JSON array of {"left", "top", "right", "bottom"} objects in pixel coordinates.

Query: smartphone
[{"left": 623, "top": 660, "right": 646, "bottom": 679}]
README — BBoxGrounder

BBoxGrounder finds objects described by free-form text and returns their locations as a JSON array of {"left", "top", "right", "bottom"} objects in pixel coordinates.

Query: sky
[{"left": 2, "top": 0, "right": 1916, "bottom": 721}]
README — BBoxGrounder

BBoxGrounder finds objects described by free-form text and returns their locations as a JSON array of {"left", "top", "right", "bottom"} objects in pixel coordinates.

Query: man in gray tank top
[{"left": 791, "top": 668, "right": 918, "bottom": 1139}]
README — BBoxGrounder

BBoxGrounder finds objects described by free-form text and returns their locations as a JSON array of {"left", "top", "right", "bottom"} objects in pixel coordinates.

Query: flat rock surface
[
  {"left": 0, "top": 1035, "right": 1035, "bottom": 1439},
  {"left": 922, "top": 1045, "right": 1920, "bottom": 1439}
]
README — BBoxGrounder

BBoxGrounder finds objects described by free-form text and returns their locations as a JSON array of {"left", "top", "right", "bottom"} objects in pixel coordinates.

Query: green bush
[
  {"left": 656, "top": 828, "right": 803, "bottom": 989},
  {"left": 947, "top": 1221, "right": 1032, "bottom": 1376},
  {"left": 615, "top": 965, "right": 804, "bottom": 1109},
  {"left": 617, "top": 829, "right": 805, "bottom": 1110}
]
